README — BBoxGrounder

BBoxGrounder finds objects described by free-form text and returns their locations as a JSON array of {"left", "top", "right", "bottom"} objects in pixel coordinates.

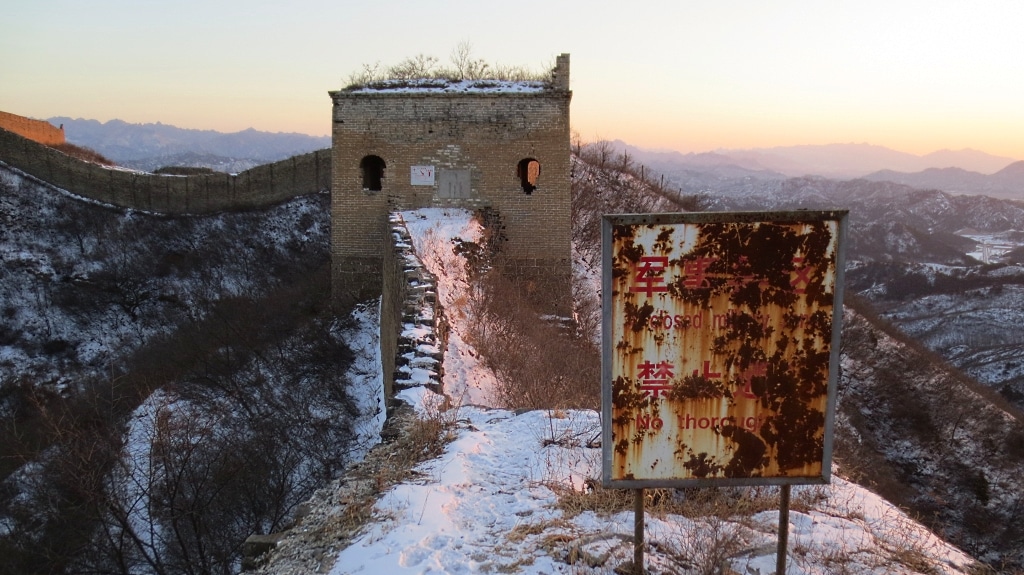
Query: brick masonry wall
[
  {"left": 329, "top": 68, "right": 572, "bottom": 303},
  {"left": 0, "top": 127, "right": 330, "bottom": 213},
  {"left": 0, "top": 111, "right": 65, "bottom": 146},
  {"left": 380, "top": 214, "right": 446, "bottom": 400}
]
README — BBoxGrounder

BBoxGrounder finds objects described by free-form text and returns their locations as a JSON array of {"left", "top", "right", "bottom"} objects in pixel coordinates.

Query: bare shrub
[
  {"left": 345, "top": 62, "right": 385, "bottom": 87},
  {"left": 343, "top": 43, "right": 552, "bottom": 89},
  {"left": 465, "top": 263, "right": 600, "bottom": 411},
  {"left": 570, "top": 146, "right": 702, "bottom": 270},
  {"left": 675, "top": 514, "right": 745, "bottom": 575},
  {"left": 403, "top": 392, "right": 461, "bottom": 462},
  {"left": 388, "top": 54, "right": 440, "bottom": 80}
]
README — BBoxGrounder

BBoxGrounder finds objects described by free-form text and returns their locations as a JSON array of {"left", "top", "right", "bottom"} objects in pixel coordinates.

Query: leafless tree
[{"left": 449, "top": 40, "right": 489, "bottom": 80}]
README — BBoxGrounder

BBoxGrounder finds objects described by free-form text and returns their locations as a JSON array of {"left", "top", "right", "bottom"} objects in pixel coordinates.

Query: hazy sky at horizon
[{"left": 4, "top": 0, "right": 1024, "bottom": 159}]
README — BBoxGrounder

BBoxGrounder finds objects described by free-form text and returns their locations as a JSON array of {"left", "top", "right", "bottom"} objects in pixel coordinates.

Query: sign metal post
[
  {"left": 777, "top": 484, "right": 791, "bottom": 574},
  {"left": 634, "top": 488, "right": 644, "bottom": 575}
]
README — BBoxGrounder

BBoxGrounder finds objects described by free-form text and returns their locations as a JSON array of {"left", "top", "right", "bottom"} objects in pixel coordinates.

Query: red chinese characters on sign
[
  {"left": 671, "top": 255, "right": 814, "bottom": 296},
  {"left": 630, "top": 256, "right": 669, "bottom": 296},
  {"left": 790, "top": 256, "right": 812, "bottom": 294},
  {"left": 637, "top": 359, "right": 674, "bottom": 399},
  {"left": 682, "top": 256, "right": 717, "bottom": 289},
  {"left": 726, "top": 256, "right": 768, "bottom": 293},
  {"left": 737, "top": 361, "right": 768, "bottom": 399},
  {"left": 691, "top": 360, "right": 722, "bottom": 379}
]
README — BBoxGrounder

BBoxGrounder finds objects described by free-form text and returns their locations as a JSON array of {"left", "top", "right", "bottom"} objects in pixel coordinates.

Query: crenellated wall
[
  {"left": 0, "top": 127, "right": 330, "bottom": 213},
  {"left": 0, "top": 111, "right": 65, "bottom": 146}
]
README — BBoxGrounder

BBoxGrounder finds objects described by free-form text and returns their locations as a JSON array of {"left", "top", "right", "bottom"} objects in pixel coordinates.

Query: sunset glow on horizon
[{"left": 3, "top": 0, "right": 1024, "bottom": 160}]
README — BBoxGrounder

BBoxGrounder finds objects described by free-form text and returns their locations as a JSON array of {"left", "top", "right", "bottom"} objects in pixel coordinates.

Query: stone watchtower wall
[
  {"left": 0, "top": 111, "right": 65, "bottom": 146},
  {"left": 328, "top": 54, "right": 573, "bottom": 304}
]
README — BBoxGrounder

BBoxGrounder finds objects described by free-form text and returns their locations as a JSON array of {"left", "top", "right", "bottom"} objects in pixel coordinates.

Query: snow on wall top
[{"left": 343, "top": 78, "right": 550, "bottom": 94}]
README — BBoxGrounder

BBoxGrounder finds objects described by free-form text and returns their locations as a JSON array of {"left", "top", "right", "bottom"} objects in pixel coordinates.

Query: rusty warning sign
[{"left": 601, "top": 210, "right": 847, "bottom": 488}]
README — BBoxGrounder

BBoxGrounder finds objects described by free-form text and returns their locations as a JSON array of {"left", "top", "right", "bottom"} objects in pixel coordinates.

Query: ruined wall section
[
  {"left": 329, "top": 83, "right": 572, "bottom": 302},
  {"left": 0, "top": 127, "right": 330, "bottom": 213},
  {"left": 380, "top": 213, "right": 446, "bottom": 400},
  {"left": 0, "top": 111, "right": 65, "bottom": 146}
]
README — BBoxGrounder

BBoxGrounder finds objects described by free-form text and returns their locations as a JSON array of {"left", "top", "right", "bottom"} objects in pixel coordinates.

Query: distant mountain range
[
  {"left": 615, "top": 140, "right": 1018, "bottom": 178},
  {"left": 43, "top": 119, "right": 1024, "bottom": 199},
  {"left": 49, "top": 117, "right": 330, "bottom": 172},
  {"left": 606, "top": 140, "right": 1024, "bottom": 201},
  {"left": 724, "top": 143, "right": 1018, "bottom": 177},
  {"left": 861, "top": 162, "right": 1024, "bottom": 200}
]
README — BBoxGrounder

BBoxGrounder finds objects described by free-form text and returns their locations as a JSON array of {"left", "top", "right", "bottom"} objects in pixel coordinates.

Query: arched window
[
  {"left": 516, "top": 158, "right": 541, "bottom": 194},
  {"left": 360, "top": 155, "right": 386, "bottom": 191}
]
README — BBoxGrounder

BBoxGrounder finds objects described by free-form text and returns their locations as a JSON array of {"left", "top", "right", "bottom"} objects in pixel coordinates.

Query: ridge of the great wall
[{"left": 0, "top": 124, "right": 329, "bottom": 213}]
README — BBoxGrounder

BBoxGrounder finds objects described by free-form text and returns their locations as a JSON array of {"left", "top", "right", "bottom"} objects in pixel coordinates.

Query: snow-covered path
[
  {"left": 326, "top": 389, "right": 976, "bottom": 575},
  {"left": 330, "top": 394, "right": 600, "bottom": 574}
]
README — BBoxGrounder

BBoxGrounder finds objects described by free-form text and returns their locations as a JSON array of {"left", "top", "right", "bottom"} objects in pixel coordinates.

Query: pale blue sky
[{"left": 4, "top": 0, "right": 1024, "bottom": 158}]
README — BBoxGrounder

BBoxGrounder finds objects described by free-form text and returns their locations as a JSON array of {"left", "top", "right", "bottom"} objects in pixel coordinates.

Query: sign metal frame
[{"left": 601, "top": 210, "right": 848, "bottom": 489}]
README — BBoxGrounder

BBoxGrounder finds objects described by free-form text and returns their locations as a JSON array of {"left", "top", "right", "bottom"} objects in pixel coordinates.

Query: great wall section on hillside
[
  {"left": 0, "top": 125, "right": 437, "bottom": 402},
  {"left": 0, "top": 127, "right": 331, "bottom": 214}
]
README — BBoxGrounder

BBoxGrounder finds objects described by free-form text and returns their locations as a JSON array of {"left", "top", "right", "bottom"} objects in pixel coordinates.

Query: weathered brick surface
[
  {"left": 0, "top": 111, "right": 65, "bottom": 146},
  {"left": 329, "top": 55, "right": 573, "bottom": 303}
]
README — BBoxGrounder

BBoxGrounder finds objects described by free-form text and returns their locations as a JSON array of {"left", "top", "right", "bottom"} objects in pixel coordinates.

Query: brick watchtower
[{"left": 328, "top": 54, "right": 572, "bottom": 307}]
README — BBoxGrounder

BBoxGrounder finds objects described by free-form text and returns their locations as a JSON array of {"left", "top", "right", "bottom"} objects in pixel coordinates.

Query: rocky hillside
[
  {"left": 836, "top": 303, "right": 1024, "bottom": 568},
  {"left": 0, "top": 165, "right": 377, "bottom": 574}
]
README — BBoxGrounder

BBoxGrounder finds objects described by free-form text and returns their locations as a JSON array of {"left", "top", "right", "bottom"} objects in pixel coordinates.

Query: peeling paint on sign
[{"left": 602, "top": 211, "right": 847, "bottom": 488}]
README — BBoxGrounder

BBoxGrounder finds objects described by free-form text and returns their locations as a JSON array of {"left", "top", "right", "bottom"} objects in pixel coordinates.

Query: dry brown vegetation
[
  {"left": 51, "top": 142, "right": 115, "bottom": 166},
  {"left": 463, "top": 264, "right": 601, "bottom": 411},
  {"left": 552, "top": 481, "right": 813, "bottom": 521}
]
